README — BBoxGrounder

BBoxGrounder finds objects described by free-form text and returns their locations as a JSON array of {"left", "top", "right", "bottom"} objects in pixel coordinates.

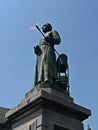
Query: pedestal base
[{"left": 5, "top": 86, "right": 91, "bottom": 130}]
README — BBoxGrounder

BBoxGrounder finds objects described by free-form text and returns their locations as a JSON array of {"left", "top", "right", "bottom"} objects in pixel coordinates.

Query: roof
[{"left": 0, "top": 107, "right": 10, "bottom": 124}]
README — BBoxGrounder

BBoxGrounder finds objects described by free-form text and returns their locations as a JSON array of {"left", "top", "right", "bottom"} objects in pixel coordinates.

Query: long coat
[{"left": 34, "top": 30, "right": 61, "bottom": 86}]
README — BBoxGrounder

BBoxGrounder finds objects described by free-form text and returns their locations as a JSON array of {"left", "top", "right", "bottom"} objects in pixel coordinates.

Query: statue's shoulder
[
  {"left": 52, "top": 30, "right": 60, "bottom": 37},
  {"left": 52, "top": 30, "right": 61, "bottom": 42}
]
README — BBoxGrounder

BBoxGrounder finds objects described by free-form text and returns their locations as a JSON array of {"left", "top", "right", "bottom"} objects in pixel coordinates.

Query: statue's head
[{"left": 42, "top": 23, "right": 52, "bottom": 33}]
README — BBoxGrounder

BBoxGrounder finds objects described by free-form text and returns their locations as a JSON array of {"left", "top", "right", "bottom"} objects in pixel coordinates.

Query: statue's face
[{"left": 42, "top": 23, "right": 52, "bottom": 33}]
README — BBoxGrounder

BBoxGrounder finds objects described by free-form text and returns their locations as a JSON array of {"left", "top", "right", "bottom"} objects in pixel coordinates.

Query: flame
[
  {"left": 29, "top": 26, "right": 36, "bottom": 30},
  {"left": 29, "top": 22, "right": 40, "bottom": 30}
]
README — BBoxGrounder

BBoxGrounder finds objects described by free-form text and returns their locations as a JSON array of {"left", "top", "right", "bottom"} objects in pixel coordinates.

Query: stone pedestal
[{"left": 5, "top": 84, "right": 91, "bottom": 130}]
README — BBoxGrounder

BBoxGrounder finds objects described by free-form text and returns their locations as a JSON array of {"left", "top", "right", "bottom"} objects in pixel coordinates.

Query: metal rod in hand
[
  {"left": 36, "top": 25, "right": 45, "bottom": 37},
  {"left": 35, "top": 25, "right": 60, "bottom": 56}
]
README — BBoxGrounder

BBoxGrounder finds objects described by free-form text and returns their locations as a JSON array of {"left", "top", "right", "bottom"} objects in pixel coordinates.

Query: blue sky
[{"left": 0, "top": 0, "right": 98, "bottom": 129}]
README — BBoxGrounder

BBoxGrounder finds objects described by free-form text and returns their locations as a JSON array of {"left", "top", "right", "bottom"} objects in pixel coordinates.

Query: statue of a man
[{"left": 34, "top": 23, "right": 61, "bottom": 86}]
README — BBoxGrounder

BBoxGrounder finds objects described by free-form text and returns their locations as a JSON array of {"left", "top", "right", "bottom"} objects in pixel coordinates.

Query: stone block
[{"left": 5, "top": 87, "right": 91, "bottom": 130}]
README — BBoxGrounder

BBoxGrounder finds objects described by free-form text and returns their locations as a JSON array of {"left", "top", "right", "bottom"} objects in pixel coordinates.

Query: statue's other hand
[{"left": 34, "top": 45, "right": 41, "bottom": 55}]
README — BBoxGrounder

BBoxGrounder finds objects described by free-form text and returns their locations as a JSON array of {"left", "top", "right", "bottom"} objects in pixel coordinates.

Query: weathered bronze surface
[
  {"left": 34, "top": 23, "right": 61, "bottom": 86},
  {"left": 34, "top": 23, "right": 70, "bottom": 95}
]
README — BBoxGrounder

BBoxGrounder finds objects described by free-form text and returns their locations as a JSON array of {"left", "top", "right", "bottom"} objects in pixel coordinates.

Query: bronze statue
[{"left": 34, "top": 23, "right": 61, "bottom": 86}]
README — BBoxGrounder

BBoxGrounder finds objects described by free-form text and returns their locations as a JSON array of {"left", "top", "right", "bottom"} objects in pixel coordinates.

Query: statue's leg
[
  {"left": 44, "top": 63, "right": 49, "bottom": 83},
  {"left": 37, "top": 57, "right": 43, "bottom": 83}
]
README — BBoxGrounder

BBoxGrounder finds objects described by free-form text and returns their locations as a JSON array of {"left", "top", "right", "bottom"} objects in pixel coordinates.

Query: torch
[
  {"left": 35, "top": 25, "right": 45, "bottom": 37},
  {"left": 29, "top": 23, "right": 60, "bottom": 56}
]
